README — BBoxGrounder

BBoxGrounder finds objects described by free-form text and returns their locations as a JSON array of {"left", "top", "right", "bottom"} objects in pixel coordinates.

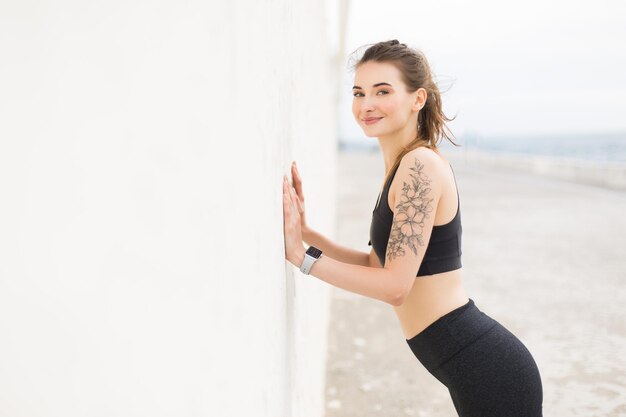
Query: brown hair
[{"left": 349, "top": 39, "right": 460, "bottom": 183}]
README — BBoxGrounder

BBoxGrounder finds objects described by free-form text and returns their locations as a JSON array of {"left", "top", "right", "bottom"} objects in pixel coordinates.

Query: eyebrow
[{"left": 352, "top": 82, "right": 392, "bottom": 90}]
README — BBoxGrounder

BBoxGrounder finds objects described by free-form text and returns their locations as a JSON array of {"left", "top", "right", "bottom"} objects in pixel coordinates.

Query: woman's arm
[
  {"left": 292, "top": 249, "right": 402, "bottom": 306},
  {"left": 287, "top": 149, "right": 443, "bottom": 307},
  {"left": 302, "top": 227, "right": 370, "bottom": 267}
]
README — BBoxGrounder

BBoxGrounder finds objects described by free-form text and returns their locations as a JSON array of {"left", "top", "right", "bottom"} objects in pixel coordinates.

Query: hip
[
  {"left": 405, "top": 298, "right": 543, "bottom": 390},
  {"left": 405, "top": 298, "right": 544, "bottom": 416}
]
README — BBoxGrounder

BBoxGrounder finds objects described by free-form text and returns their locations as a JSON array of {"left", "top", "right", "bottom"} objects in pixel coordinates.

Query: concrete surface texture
[
  {"left": 0, "top": 1, "right": 338, "bottom": 416},
  {"left": 324, "top": 148, "right": 626, "bottom": 417}
]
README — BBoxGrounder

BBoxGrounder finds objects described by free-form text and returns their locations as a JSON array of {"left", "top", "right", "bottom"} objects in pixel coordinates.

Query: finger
[
  {"left": 292, "top": 162, "right": 300, "bottom": 182},
  {"left": 283, "top": 179, "right": 290, "bottom": 202},
  {"left": 284, "top": 196, "right": 293, "bottom": 223},
  {"left": 295, "top": 195, "right": 304, "bottom": 214},
  {"left": 285, "top": 177, "right": 299, "bottom": 214},
  {"left": 292, "top": 169, "right": 304, "bottom": 199},
  {"left": 289, "top": 186, "right": 300, "bottom": 219},
  {"left": 285, "top": 181, "right": 295, "bottom": 208},
  {"left": 283, "top": 176, "right": 291, "bottom": 195},
  {"left": 290, "top": 183, "right": 302, "bottom": 209}
]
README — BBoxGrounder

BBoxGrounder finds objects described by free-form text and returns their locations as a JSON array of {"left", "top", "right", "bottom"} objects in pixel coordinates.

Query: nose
[{"left": 360, "top": 97, "right": 376, "bottom": 114}]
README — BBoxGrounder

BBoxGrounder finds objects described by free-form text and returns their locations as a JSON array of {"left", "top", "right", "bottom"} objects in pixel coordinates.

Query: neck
[{"left": 377, "top": 121, "right": 423, "bottom": 175}]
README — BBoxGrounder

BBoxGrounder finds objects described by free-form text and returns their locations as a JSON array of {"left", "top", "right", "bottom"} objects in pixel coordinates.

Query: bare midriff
[{"left": 393, "top": 269, "right": 469, "bottom": 340}]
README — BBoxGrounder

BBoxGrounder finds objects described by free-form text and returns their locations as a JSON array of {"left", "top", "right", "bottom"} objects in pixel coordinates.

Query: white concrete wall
[{"left": 0, "top": 1, "right": 338, "bottom": 416}]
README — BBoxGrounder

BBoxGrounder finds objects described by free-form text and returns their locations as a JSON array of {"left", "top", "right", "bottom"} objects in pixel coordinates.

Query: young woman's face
[{"left": 352, "top": 61, "right": 421, "bottom": 138}]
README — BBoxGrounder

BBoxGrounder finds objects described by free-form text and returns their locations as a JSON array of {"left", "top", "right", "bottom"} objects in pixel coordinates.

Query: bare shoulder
[
  {"left": 389, "top": 147, "right": 445, "bottom": 201},
  {"left": 402, "top": 147, "right": 445, "bottom": 170}
]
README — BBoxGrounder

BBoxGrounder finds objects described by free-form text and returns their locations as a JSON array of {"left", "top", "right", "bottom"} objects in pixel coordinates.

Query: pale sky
[{"left": 338, "top": 0, "right": 626, "bottom": 141}]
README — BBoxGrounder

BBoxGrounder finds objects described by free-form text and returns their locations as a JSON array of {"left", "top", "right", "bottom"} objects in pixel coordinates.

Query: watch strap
[
  {"left": 299, "top": 253, "right": 317, "bottom": 275},
  {"left": 299, "top": 247, "right": 322, "bottom": 275}
]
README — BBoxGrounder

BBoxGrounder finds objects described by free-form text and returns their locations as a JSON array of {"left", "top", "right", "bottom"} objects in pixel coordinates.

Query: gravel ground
[{"left": 324, "top": 148, "right": 626, "bottom": 417}]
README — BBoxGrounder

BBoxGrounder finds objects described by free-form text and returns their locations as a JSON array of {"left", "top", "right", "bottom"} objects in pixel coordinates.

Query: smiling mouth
[{"left": 363, "top": 117, "right": 383, "bottom": 125}]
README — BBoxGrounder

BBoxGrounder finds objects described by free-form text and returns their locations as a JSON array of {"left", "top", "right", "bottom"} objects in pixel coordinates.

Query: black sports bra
[{"left": 368, "top": 162, "right": 462, "bottom": 276}]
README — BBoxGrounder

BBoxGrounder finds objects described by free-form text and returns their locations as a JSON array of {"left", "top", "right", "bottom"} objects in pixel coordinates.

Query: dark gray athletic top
[{"left": 367, "top": 163, "right": 462, "bottom": 276}]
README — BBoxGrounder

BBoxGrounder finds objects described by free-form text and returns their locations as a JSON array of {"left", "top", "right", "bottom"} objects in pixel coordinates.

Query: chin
[
  {"left": 360, "top": 126, "right": 380, "bottom": 137},
  {"left": 362, "top": 127, "right": 389, "bottom": 138}
]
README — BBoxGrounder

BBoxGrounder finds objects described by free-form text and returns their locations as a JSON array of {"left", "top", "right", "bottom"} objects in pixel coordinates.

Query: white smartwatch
[{"left": 299, "top": 246, "right": 323, "bottom": 275}]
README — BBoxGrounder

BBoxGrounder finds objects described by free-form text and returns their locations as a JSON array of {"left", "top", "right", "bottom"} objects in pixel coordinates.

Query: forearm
[
  {"left": 293, "top": 250, "right": 401, "bottom": 306},
  {"left": 302, "top": 227, "right": 369, "bottom": 266}
]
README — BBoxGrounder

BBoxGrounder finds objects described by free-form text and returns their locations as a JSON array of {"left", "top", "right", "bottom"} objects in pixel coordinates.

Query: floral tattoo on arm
[{"left": 386, "top": 158, "right": 434, "bottom": 261}]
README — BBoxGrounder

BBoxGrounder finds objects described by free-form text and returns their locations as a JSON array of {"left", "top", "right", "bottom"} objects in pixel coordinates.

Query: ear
[{"left": 412, "top": 88, "right": 427, "bottom": 112}]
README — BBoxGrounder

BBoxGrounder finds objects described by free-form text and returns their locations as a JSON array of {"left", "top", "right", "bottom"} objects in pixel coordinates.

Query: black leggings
[{"left": 406, "top": 298, "right": 543, "bottom": 417}]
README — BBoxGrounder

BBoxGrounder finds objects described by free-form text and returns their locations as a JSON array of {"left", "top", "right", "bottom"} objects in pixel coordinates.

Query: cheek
[{"left": 380, "top": 98, "right": 400, "bottom": 116}]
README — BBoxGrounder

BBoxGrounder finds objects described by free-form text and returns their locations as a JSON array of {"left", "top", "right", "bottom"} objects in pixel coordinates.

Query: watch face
[{"left": 306, "top": 246, "right": 322, "bottom": 258}]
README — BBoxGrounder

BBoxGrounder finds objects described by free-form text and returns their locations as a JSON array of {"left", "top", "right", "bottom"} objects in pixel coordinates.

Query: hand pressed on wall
[
  {"left": 283, "top": 165, "right": 306, "bottom": 267},
  {"left": 290, "top": 161, "right": 309, "bottom": 232}
]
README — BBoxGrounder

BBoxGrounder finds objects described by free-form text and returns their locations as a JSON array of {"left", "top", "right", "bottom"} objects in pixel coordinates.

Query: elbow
[
  {"left": 389, "top": 278, "right": 412, "bottom": 306},
  {"left": 390, "top": 289, "right": 407, "bottom": 307}
]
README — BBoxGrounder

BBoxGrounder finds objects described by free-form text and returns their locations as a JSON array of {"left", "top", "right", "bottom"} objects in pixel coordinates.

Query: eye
[
  {"left": 377, "top": 90, "right": 389, "bottom": 95},
  {"left": 352, "top": 92, "right": 363, "bottom": 97}
]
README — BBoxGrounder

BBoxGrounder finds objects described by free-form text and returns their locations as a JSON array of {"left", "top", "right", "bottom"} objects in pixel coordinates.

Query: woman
[{"left": 282, "top": 39, "right": 543, "bottom": 417}]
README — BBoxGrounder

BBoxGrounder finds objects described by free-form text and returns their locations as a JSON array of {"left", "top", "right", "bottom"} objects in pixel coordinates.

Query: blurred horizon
[{"left": 338, "top": 130, "right": 626, "bottom": 163}]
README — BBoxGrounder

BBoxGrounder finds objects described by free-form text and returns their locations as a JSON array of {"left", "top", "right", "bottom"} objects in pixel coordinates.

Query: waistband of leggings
[{"left": 405, "top": 298, "right": 498, "bottom": 371}]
